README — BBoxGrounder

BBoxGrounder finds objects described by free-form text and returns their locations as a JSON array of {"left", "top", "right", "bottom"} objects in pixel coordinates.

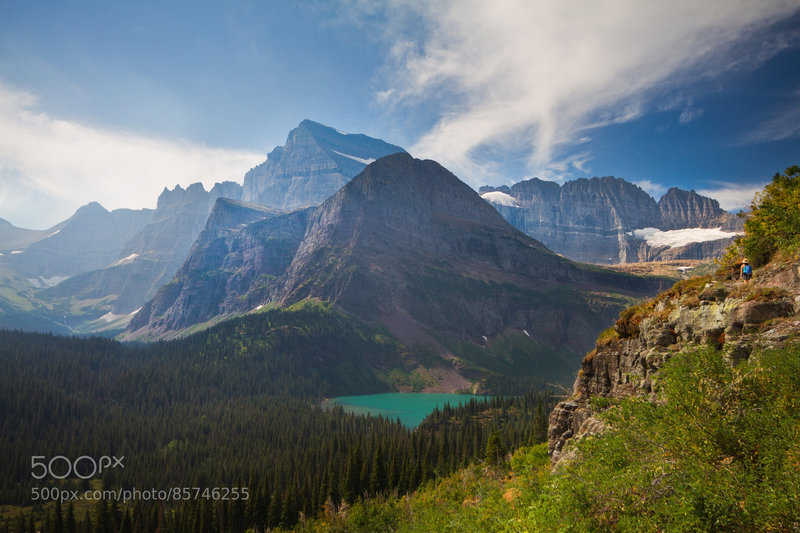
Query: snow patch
[
  {"left": 99, "top": 312, "right": 125, "bottom": 323},
  {"left": 10, "top": 250, "right": 23, "bottom": 254},
  {"left": 481, "top": 335, "right": 489, "bottom": 343},
  {"left": 26, "top": 275, "right": 74, "bottom": 288},
  {"left": 252, "top": 304, "right": 265, "bottom": 312},
  {"left": 630, "top": 227, "right": 740, "bottom": 248},
  {"left": 332, "top": 150, "right": 375, "bottom": 165},
  {"left": 110, "top": 253, "right": 138, "bottom": 267},
  {"left": 480, "top": 191, "right": 520, "bottom": 207},
  {"left": 129, "top": 307, "right": 142, "bottom": 316},
  {"left": 46, "top": 229, "right": 61, "bottom": 238},
  {"left": 523, "top": 329, "right": 530, "bottom": 337}
]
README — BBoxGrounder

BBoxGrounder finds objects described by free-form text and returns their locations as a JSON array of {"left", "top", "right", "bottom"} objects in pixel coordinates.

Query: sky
[{"left": 1, "top": 0, "right": 799, "bottom": 229}]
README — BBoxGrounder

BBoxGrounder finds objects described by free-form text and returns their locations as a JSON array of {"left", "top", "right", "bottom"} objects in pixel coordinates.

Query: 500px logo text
[{"left": 31, "top": 455, "right": 125, "bottom": 480}]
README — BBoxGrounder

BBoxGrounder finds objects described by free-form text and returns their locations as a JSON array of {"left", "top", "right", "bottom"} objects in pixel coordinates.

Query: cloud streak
[
  {"left": 0, "top": 84, "right": 264, "bottom": 228},
  {"left": 697, "top": 183, "right": 767, "bottom": 212},
  {"left": 373, "top": 0, "right": 800, "bottom": 185}
]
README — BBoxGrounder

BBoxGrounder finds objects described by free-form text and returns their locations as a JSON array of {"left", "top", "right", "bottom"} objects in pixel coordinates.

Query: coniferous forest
[{"left": 0, "top": 303, "right": 553, "bottom": 532}]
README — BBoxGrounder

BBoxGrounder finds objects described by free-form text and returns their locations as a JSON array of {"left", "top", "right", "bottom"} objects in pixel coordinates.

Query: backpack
[{"left": 743, "top": 264, "right": 752, "bottom": 275}]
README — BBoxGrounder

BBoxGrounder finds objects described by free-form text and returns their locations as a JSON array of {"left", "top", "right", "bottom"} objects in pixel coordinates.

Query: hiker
[{"left": 740, "top": 258, "right": 752, "bottom": 283}]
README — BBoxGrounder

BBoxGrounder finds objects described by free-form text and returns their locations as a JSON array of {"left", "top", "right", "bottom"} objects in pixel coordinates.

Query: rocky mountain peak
[
  {"left": 241, "top": 120, "right": 405, "bottom": 211},
  {"left": 125, "top": 153, "right": 665, "bottom": 391},
  {"left": 658, "top": 187, "right": 727, "bottom": 230}
]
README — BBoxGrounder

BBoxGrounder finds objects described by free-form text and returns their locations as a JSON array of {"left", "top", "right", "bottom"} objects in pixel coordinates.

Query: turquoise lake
[{"left": 322, "top": 393, "right": 488, "bottom": 428}]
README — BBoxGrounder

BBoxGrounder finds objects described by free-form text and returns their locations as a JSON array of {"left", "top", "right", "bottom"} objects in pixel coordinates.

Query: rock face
[
  {"left": 242, "top": 119, "right": 406, "bottom": 210},
  {"left": 548, "top": 259, "right": 800, "bottom": 464},
  {"left": 45, "top": 182, "right": 246, "bottom": 314},
  {"left": 480, "top": 177, "right": 742, "bottom": 264},
  {"left": 657, "top": 187, "right": 738, "bottom": 230},
  {"left": 126, "top": 153, "right": 667, "bottom": 388}
]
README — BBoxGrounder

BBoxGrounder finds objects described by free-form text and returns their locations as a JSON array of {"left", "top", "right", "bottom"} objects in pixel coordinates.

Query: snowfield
[{"left": 630, "top": 227, "right": 740, "bottom": 248}]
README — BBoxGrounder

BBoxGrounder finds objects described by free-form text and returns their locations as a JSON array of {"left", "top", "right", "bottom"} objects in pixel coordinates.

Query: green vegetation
[
  {"left": 304, "top": 343, "right": 800, "bottom": 532},
  {"left": 720, "top": 164, "right": 800, "bottom": 269},
  {"left": 0, "top": 318, "right": 553, "bottom": 532}
]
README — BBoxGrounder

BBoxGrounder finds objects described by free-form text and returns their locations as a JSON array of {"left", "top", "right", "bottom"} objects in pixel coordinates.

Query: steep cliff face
[
  {"left": 481, "top": 177, "right": 743, "bottom": 264},
  {"left": 127, "top": 206, "right": 310, "bottom": 335},
  {"left": 657, "top": 187, "right": 738, "bottom": 230},
  {"left": 548, "top": 259, "right": 800, "bottom": 464},
  {"left": 242, "top": 120, "right": 406, "bottom": 210},
  {"left": 126, "top": 154, "right": 667, "bottom": 388}
]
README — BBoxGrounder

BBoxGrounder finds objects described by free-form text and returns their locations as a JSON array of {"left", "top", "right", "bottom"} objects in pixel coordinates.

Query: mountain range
[
  {"left": 0, "top": 120, "right": 404, "bottom": 334},
  {"left": 480, "top": 177, "right": 742, "bottom": 264},
  {"left": 125, "top": 153, "right": 666, "bottom": 388},
  {"left": 1, "top": 119, "right": 740, "bottom": 359}
]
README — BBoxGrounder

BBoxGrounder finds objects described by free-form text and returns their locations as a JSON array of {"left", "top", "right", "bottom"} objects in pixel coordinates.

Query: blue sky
[{"left": 1, "top": 1, "right": 799, "bottom": 229}]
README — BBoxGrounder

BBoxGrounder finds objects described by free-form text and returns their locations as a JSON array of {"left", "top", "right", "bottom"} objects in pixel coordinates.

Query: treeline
[{"left": 0, "top": 308, "right": 555, "bottom": 531}]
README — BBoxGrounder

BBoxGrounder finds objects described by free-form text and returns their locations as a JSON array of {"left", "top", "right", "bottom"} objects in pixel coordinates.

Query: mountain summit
[
  {"left": 242, "top": 119, "right": 406, "bottom": 210},
  {"left": 126, "top": 153, "right": 665, "bottom": 388}
]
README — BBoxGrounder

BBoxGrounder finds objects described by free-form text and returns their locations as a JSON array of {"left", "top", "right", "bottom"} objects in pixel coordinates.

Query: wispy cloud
[
  {"left": 697, "top": 183, "right": 767, "bottom": 211},
  {"left": 739, "top": 96, "right": 800, "bottom": 145},
  {"left": 634, "top": 179, "right": 668, "bottom": 199},
  {"left": 0, "top": 83, "right": 264, "bottom": 228},
  {"left": 370, "top": 0, "right": 800, "bottom": 185}
]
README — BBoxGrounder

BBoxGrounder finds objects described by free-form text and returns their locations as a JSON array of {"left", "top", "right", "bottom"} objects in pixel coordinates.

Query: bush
[
  {"left": 527, "top": 344, "right": 800, "bottom": 531},
  {"left": 739, "top": 165, "right": 800, "bottom": 267}
]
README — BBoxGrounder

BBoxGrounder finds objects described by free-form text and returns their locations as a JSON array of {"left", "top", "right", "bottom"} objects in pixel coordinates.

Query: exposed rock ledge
[{"left": 548, "top": 259, "right": 800, "bottom": 465}]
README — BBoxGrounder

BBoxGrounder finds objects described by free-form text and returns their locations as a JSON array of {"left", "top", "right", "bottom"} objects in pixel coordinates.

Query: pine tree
[{"left": 369, "top": 443, "right": 386, "bottom": 494}]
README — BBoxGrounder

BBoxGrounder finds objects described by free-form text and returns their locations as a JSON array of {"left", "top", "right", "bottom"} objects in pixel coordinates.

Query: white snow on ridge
[
  {"left": 332, "top": 150, "right": 375, "bottom": 165},
  {"left": 630, "top": 227, "right": 740, "bottom": 248},
  {"left": 26, "top": 275, "right": 68, "bottom": 288},
  {"left": 110, "top": 253, "right": 139, "bottom": 267},
  {"left": 480, "top": 191, "right": 520, "bottom": 207},
  {"left": 10, "top": 250, "right": 22, "bottom": 254},
  {"left": 46, "top": 229, "right": 61, "bottom": 238},
  {"left": 99, "top": 312, "right": 124, "bottom": 323}
]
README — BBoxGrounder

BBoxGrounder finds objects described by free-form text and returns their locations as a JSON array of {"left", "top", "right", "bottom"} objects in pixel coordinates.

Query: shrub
[
  {"left": 527, "top": 343, "right": 800, "bottom": 531},
  {"left": 739, "top": 165, "right": 800, "bottom": 267}
]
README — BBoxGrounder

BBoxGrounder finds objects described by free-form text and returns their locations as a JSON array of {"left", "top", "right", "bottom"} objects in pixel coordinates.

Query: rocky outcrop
[
  {"left": 242, "top": 120, "right": 406, "bottom": 210},
  {"left": 548, "top": 259, "right": 800, "bottom": 464},
  {"left": 125, "top": 154, "right": 668, "bottom": 387},
  {"left": 481, "top": 178, "right": 744, "bottom": 264}
]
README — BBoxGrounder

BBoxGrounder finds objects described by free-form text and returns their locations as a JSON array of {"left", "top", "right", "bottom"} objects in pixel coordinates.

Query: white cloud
[
  {"left": 0, "top": 84, "right": 264, "bottom": 229},
  {"left": 697, "top": 183, "right": 767, "bottom": 211},
  {"left": 372, "top": 0, "right": 800, "bottom": 185},
  {"left": 633, "top": 179, "right": 668, "bottom": 199},
  {"left": 480, "top": 191, "right": 519, "bottom": 207},
  {"left": 679, "top": 107, "right": 705, "bottom": 124},
  {"left": 739, "top": 99, "right": 800, "bottom": 145}
]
